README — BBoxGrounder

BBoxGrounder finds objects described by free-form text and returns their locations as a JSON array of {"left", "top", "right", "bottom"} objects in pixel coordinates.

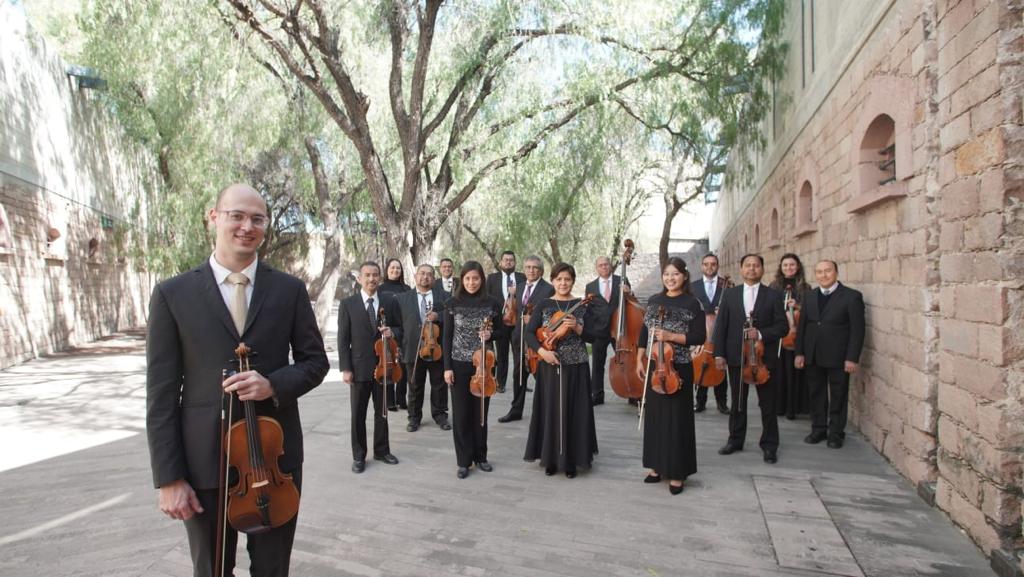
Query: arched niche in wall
[
  {"left": 0, "top": 202, "right": 12, "bottom": 253},
  {"left": 794, "top": 155, "right": 820, "bottom": 238},
  {"left": 768, "top": 205, "right": 781, "bottom": 248},
  {"left": 847, "top": 75, "right": 914, "bottom": 213}
]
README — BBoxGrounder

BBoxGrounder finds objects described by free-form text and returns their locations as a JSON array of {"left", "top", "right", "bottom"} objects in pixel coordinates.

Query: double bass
[
  {"left": 470, "top": 317, "right": 497, "bottom": 426},
  {"left": 692, "top": 275, "right": 733, "bottom": 388},
  {"left": 608, "top": 239, "right": 646, "bottom": 399},
  {"left": 215, "top": 343, "right": 300, "bottom": 577}
]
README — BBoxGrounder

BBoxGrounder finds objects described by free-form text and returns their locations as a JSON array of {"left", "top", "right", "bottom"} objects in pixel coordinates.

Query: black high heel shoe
[
  {"left": 644, "top": 473, "right": 662, "bottom": 484},
  {"left": 545, "top": 466, "right": 556, "bottom": 476},
  {"left": 669, "top": 483, "right": 684, "bottom": 495}
]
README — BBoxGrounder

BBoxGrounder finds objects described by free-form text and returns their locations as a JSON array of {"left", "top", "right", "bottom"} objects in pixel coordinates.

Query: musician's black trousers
[
  {"left": 590, "top": 337, "right": 612, "bottom": 401},
  {"left": 405, "top": 359, "right": 448, "bottom": 424},
  {"left": 350, "top": 380, "right": 390, "bottom": 461},
  {"left": 494, "top": 332, "right": 512, "bottom": 389},
  {"left": 185, "top": 469, "right": 302, "bottom": 577},
  {"left": 725, "top": 366, "right": 779, "bottom": 452},
  {"left": 805, "top": 364, "right": 850, "bottom": 440},
  {"left": 509, "top": 335, "right": 538, "bottom": 417}
]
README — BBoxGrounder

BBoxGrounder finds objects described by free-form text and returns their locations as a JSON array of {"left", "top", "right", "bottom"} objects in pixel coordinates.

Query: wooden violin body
[
  {"left": 781, "top": 289, "right": 800, "bottom": 351},
  {"left": 692, "top": 275, "right": 732, "bottom": 388},
  {"left": 418, "top": 305, "right": 442, "bottom": 361},
  {"left": 608, "top": 239, "right": 646, "bottom": 399},
  {"left": 646, "top": 306, "right": 681, "bottom": 395},
  {"left": 502, "top": 286, "right": 517, "bottom": 327},
  {"left": 522, "top": 303, "right": 541, "bottom": 375},
  {"left": 374, "top": 310, "right": 403, "bottom": 384},
  {"left": 742, "top": 315, "right": 770, "bottom": 386},
  {"left": 536, "top": 295, "right": 593, "bottom": 351},
  {"left": 470, "top": 318, "right": 497, "bottom": 399}
]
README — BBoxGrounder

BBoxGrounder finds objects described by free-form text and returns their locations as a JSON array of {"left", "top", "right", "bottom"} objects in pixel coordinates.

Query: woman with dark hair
[
  {"left": 443, "top": 261, "right": 502, "bottom": 479},
  {"left": 635, "top": 257, "right": 705, "bottom": 495},
  {"left": 524, "top": 262, "right": 598, "bottom": 478},
  {"left": 770, "top": 253, "right": 811, "bottom": 420},
  {"left": 379, "top": 258, "right": 411, "bottom": 410}
]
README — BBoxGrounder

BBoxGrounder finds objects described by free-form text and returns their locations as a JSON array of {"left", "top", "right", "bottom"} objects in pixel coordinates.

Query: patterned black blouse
[
  {"left": 524, "top": 298, "right": 589, "bottom": 366},
  {"left": 443, "top": 294, "right": 502, "bottom": 369},
  {"left": 638, "top": 293, "right": 706, "bottom": 364}
]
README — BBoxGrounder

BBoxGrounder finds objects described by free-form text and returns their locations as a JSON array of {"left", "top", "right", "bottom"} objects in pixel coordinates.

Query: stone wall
[
  {"left": 0, "top": 5, "right": 160, "bottom": 369},
  {"left": 710, "top": 0, "right": 1023, "bottom": 559}
]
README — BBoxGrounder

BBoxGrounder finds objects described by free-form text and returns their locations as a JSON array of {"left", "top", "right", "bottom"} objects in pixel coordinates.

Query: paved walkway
[{"left": 0, "top": 312, "right": 993, "bottom": 577}]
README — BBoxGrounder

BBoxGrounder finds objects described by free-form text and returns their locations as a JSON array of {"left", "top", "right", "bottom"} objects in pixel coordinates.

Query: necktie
[
  {"left": 367, "top": 297, "right": 377, "bottom": 329},
  {"left": 707, "top": 280, "right": 714, "bottom": 299},
  {"left": 522, "top": 283, "right": 533, "bottom": 306},
  {"left": 420, "top": 293, "right": 429, "bottom": 321},
  {"left": 226, "top": 272, "right": 249, "bottom": 336},
  {"left": 602, "top": 279, "right": 611, "bottom": 302}
]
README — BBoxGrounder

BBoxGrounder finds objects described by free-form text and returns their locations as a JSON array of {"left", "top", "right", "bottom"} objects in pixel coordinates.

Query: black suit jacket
[
  {"left": 712, "top": 283, "right": 788, "bottom": 366},
  {"left": 795, "top": 283, "right": 866, "bottom": 368},
  {"left": 487, "top": 271, "right": 526, "bottom": 337},
  {"left": 691, "top": 277, "right": 725, "bottom": 313},
  {"left": 511, "top": 279, "right": 555, "bottom": 345},
  {"left": 337, "top": 292, "right": 401, "bottom": 382},
  {"left": 146, "top": 261, "right": 329, "bottom": 490},
  {"left": 395, "top": 287, "right": 450, "bottom": 363},
  {"left": 584, "top": 274, "right": 629, "bottom": 337}
]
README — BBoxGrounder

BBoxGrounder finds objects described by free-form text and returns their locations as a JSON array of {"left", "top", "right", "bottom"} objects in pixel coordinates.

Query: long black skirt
[
  {"left": 524, "top": 361, "right": 598, "bottom": 472},
  {"left": 775, "top": 348, "right": 809, "bottom": 417},
  {"left": 642, "top": 364, "right": 696, "bottom": 480}
]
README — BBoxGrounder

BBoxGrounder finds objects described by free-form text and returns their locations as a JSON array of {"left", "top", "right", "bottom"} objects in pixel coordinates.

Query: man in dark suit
[
  {"left": 584, "top": 255, "right": 631, "bottom": 406},
  {"left": 433, "top": 257, "right": 458, "bottom": 295},
  {"left": 714, "top": 254, "right": 788, "bottom": 463},
  {"left": 396, "top": 264, "right": 452, "bottom": 432},
  {"left": 486, "top": 250, "right": 526, "bottom": 393},
  {"left": 795, "top": 260, "right": 866, "bottom": 449},
  {"left": 338, "top": 261, "right": 401, "bottom": 473},
  {"left": 146, "top": 183, "right": 329, "bottom": 577},
  {"left": 692, "top": 252, "right": 730, "bottom": 414},
  {"left": 499, "top": 255, "right": 554, "bottom": 422}
]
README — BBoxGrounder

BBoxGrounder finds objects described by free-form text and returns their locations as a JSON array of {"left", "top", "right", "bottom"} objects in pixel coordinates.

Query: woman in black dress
[
  {"left": 524, "top": 263, "right": 598, "bottom": 478},
  {"left": 635, "top": 257, "right": 705, "bottom": 495},
  {"left": 770, "top": 253, "right": 810, "bottom": 420},
  {"left": 380, "top": 257, "right": 411, "bottom": 410},
  {"left": 443, "top": 261, "right": 502, "bottom": 479}
]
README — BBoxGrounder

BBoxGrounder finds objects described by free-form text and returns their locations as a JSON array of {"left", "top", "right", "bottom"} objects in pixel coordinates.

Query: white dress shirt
[
  {"left": 209, "top": 254, "right": 257, "bottom": 310},
  {"left": 743, "top": 283, "right": 759, "bottom": 316},
  {"left": 503, "top": 272, "right": 517, "bottom": 299}
]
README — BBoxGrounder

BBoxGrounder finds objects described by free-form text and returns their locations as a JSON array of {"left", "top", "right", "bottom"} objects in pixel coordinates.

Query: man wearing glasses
[{"left": 146, "top": 183, "right": 329, "bottom": 577}]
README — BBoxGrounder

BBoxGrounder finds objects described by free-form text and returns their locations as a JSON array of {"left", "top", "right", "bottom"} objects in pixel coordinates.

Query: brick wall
[
  {"left": 0, "top": 6, "right": 160, "bottom": 369},
  {"left": 710, "top": 0, "right": 1023, "bottom": 557}
]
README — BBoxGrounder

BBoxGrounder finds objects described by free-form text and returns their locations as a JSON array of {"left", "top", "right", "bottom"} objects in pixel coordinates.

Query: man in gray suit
[{"left": 146, "top": 183, "right": 329, "bottom": 577}]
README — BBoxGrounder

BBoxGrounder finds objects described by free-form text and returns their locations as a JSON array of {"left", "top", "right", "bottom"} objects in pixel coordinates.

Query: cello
[
  {"left": 608, "top": 239, "right": 646, "bottom": 399},
  {"left": 374, "top": 309, "right": 402, "bottom": 418},
  {"left": 470, "top": 317, "right": 497, "bottom": 426},
  {"left": 215, "top": 343, "right": 300, "bottom": 577},
  {"left": 692, "top": 275, "right": 733, "bottom": 388}
]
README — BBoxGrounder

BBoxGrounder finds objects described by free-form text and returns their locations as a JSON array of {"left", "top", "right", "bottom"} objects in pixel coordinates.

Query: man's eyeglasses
[{"left": 218, "top": 210, "right": 269, "bottom": 229}]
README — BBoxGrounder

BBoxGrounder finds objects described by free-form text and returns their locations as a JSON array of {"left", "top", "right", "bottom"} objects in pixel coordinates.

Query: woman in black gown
[
  {"left": 380, "top": 258, "right": 411, "bottom": 410},
  {"left": 443, "top": 261, "right": 502, "bottom": 479},
  {"left": 524, "top": 262, "right": 598, "bottom": 478},
  {"left": 636, "top": 257, "right": 705, "bottom": 495},
  {"left": 770, "top": 253, "right": 810, "bottom": 420}
]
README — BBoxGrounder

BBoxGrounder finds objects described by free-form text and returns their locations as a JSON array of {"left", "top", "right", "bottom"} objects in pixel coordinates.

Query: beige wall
[
  {"left": 711, "top": 0, "right": 1023, "bottom": 558},
  {"left": 0, "top": 5, "right": 160, "bottom": 369}
]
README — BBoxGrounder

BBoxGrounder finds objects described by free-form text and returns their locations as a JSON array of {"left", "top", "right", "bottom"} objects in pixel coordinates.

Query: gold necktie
[{"left": 226, "top": 272, "right": 249, "bottom": 336}]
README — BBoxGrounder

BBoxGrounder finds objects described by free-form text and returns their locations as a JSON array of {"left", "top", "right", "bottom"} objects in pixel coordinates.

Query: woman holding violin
[
  {"left": 444, "top": 261, "right": 502, "bottom": 479},
  {"left": 770, "top": 253, "right": 811, "bottom": 420},
  {"left": 523, "top": 263, "right": 599, "bottom": 478},
  {"left": 634, "top": 257, "right": 705, "bottom": 495}
]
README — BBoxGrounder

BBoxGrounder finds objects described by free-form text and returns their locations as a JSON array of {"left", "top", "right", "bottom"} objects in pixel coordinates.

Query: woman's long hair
[
  {"left": 659, "top": 257, "right": 692, "bottom": 296},
  {"left": 384, "top": 257, "right": 405, "bottom": 283},
  {"left": 772, "top": 253, "right": 809, "bottom": 293}
]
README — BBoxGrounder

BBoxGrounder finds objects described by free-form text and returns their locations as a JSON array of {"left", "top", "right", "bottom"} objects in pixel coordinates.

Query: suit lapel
[
  {"left": 243, "top": 263, "right": 272, "bottom": 336},
  {"left": 197, "top": 263, "right": 240, "bottom": 340}
]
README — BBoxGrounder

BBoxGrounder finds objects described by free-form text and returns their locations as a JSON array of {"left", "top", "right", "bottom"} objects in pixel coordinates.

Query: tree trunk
[
  {"left": 310, "top": 230, "right": 343, "bottom": 330},
  {"left": 659, "top": 199, "right": 683, "bottom": 269}
]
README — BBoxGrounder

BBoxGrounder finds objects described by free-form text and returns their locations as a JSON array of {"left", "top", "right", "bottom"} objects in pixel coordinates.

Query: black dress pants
[
  {"left": 350, "top": 380, "right": 390, "bottom": 460},
  {"left": 508, "top": 334, "right": 538, "bottom": 417},
  {"left": 695, "top": 374, "right": 728, "bottom": 407},
  {"left": 494, "top": 331, "right": 512, "bottom": 390},
  {"left": 805, "top": 364, "right": 850, "bottom": 440},
  {"left": 184, "top": 469, "right": 302, "bottom": 577},
  {"left": 726, "top": 366, "right": 779, "bottom": 451},
  {"left": 405, "top": 359, "right": 448, "bottom": 424},
  {"left": 450, "top": 366, "right": 490, "bottom": 467},
  {"left": 590, "top": 337, "right": 612, "bottom": 401}
]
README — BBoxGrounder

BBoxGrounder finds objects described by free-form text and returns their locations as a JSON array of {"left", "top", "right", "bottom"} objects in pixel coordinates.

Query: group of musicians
[{"left": 145, "top": 183, "right": 866, "bottom": 576}]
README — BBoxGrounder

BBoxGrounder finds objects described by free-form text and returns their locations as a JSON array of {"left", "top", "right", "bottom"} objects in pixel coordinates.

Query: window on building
[
  {"left": 754, "top": 225, "right": 761, "bottom": 250},
  {"left": 770, "top": 208, "right": 779, "bottom": 245},
  {"left": 798, "top": 181, "right": 813, "bottom": 226}
]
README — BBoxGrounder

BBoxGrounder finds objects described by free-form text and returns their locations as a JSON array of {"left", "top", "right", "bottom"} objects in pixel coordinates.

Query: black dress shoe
[
  {"left": 387, "top": 405, "right": 398, "bottom": 412},
  {"left": 763, "top": 450, "right": 778, "bottom": 464},
  {"left": 351, "top": 460, "right": 365, "bottom": 474},
  {"left": 669, "top": 483, "right": 684, "bottom": 495},
  {"left": 718, "top": 444, "right": 741, "bottom": 455},
  {"left": 498, "top": 413, "right": 522, "bottom": 423},
  {"left": 457, "top": 467, "right": 469, "bottom": 479},
  {"left": 476, "top": 461, "right": 493, "bottom": 472},
  {"left": 591, "top": 396, "right": 605, "bottom": 406},
  {"left": 497, "top": 386, "right": 506, "bottom": 394},
  {"left": 716, "top": 401, "right": 730, "bottom": 414},
  {"left": 644, "top": 473, "right": 662, "bottom": 484},
  {"left": 565, "top": 469, "right": 577, "bottom": 479},
  {"left": 786, "top": 413, "right": 796, "bottom": 420},
  {"left": 827, "top": 439, "right": 844, "bottom": 449},
  {"left": 406, "top": 422, "right": 420, "bottom": 432},
  {"left": 438, "top": 420, "right": 452, "bottom": 431},
  {"left": 374, "top": 453, "right": 399, "bottom": 465},
  {"left": 628, "top": 398, "right": 639, "bottom": 406},
  {"left": 545, "top": 466, "right": 557, "bottom": 476},
  {"left": 694, "top": 404, "right": 706, "bottom": 413},
  {"left": 526, "top": 386, "right": 533, "bottom": 392},
  {"left": 804, "top": 432, "right": 827, "bottom": 444}
]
